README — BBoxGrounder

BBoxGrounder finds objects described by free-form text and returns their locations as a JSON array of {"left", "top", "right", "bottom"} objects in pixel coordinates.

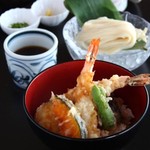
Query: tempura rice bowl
[{"left": 24, "top": 60, "right": 149, "bottom": 150}]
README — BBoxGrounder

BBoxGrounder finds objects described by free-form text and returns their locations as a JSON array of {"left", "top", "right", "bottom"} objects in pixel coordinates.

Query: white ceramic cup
[{"left": 3, "top": 28, "right": 58, "bottom": 89}]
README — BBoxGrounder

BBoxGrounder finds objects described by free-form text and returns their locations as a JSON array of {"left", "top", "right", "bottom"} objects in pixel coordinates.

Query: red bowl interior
[{"left": 24, "top": 60, "right": 149, "bottom": 130}]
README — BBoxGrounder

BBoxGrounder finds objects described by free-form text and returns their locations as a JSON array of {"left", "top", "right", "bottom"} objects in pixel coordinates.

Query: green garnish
[
  {"left": 64, "top": 0, "right": 123, "bottom": 26},
  {"left": 128, "top": 40, "right": 147, "bottom": 50},
  {"left": 10, "top": 22, "right": 29, "bottom": 28},
  {"left": 92, "top": 85, "right": 116, "bottom": 129}
]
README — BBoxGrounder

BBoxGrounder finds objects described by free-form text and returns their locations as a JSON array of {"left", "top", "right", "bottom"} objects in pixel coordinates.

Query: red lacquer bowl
[{"left": 24, "top": 60, "right": 149, "bottom": 150}]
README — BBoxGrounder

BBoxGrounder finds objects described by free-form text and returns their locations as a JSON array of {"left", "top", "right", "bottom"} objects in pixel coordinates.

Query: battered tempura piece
[
  {"left": 35, "top": 39, "right": 150, "bottom": 138},
  {"left": 35, "top": 93, "right": 87, "bottom": 138}
]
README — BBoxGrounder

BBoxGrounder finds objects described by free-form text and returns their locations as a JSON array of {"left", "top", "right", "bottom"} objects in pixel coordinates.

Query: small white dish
[
  {"left": 63, "top": 11, "right": 150, "bottom": 71},
  {"left": 0, "top": 8, "right": 40, "bottom": 35},
  {"left": 31, "top": 0, "right": 69, "bottom": 26}
]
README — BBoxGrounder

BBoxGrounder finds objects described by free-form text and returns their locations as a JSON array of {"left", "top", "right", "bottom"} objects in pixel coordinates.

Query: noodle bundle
[{"left": 76, "top": 17, "right": 147, "bottom": 54}]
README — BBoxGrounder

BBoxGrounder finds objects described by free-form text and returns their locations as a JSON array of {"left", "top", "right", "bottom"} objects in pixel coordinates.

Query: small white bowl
[
  {"left": 31, "top": 0, "right": 69, "bottom": 26},
  {"left": 63, "top": 11, "right": 150, "bottom": 71},
  {"left": 0, "top": 8, "right": 40, "bottom": 35}
]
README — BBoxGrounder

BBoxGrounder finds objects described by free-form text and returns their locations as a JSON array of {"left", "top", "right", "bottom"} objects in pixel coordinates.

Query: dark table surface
[{"left": 0, "top": 1, "right": 150, "bottom": 150}]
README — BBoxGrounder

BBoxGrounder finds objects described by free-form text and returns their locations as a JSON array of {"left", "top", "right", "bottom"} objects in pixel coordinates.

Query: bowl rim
[
  {"left": 0, "top": 8, "right": 40, "bottom": 23},
  {"left": 3, "top": 28, "right": 58, "bottom": 60},
  {"left": 31, "top": 0, "right": 69, "bottom": 17},
  {"left": 23, "top": 59, "right": 149, "bottom": 141},
  {"left": 0, "top": 8, "right": 40, "bottom": 34}
]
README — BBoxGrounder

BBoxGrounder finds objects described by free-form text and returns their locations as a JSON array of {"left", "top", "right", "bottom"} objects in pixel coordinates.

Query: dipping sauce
[{"left": 15, "top": 46, "right": 48, "bottom": 55}]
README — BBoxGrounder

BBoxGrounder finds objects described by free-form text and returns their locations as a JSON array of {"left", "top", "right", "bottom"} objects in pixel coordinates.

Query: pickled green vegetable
[{"left": 127, "top": 40, "right": 147, "bottom": 50}]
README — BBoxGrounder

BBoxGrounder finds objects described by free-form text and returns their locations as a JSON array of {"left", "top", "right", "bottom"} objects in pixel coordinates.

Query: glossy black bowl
[{"left": 23, "top": 60, "right": 149, "bottom": 150}]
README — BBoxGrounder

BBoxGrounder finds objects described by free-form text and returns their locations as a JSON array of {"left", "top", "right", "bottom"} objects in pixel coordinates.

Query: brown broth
[{"left": 15, "top": 46, "right": 48, "bottom": 55}]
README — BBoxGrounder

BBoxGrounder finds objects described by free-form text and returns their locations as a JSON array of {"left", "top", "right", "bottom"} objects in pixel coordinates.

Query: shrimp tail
[
  {"left": 82, "top": 39, "right": 100, "bottom": 73},
  {"left": 127, "top": 74, "right": 150, "bottom": 86}
]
